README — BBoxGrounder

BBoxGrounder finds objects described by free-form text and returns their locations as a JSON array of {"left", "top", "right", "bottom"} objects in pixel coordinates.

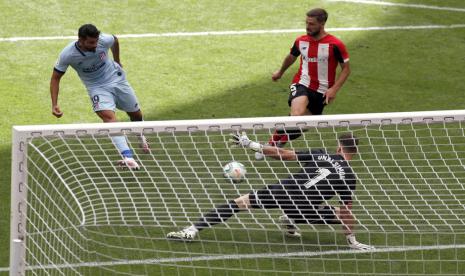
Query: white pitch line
[
  {"left": 1, "top": 24, "right": 465, "bottom": 42},
  {"left": 329, "top": 0, "right": 465, "bottom": 12},
  {"left": 0, "top": 243, "right": 463, "bottom": 272}
]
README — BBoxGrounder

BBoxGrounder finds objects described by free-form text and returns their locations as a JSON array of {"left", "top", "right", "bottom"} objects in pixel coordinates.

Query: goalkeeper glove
[
  {"left": 230, "top": 131, "right": 263, "bottom": 152},
  {"left": 346, "top": 234, "right": 375, "bottom": 250}
]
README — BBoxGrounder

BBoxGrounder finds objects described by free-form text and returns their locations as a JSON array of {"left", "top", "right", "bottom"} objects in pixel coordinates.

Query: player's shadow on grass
[
  {"left": 145, "top": 78, "right": 293, "bottom": 121},
  {"left": 141, "top": 72, "right": 367, "bottom": 122}
]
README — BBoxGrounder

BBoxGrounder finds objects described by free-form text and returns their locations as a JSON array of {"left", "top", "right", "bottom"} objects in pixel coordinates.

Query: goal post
[{"left": 10, "top": 110, "right": 465, "bottom": 275}]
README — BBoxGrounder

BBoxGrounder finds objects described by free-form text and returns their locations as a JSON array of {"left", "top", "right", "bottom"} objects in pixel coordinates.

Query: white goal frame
[{"left": 10, "top": 109, "right": 465, "bottom": 275}]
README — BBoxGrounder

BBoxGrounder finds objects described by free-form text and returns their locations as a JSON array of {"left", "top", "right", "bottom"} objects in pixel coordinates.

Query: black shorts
[
  {"left": 249, "top": 183, "right": 339, "bottom": 225},
  {"left": 287, "top": 83, "right": 326, "bottom": 115}
]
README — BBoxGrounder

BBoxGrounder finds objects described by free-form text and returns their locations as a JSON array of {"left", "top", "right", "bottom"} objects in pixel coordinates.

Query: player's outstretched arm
[
  {"left": 337, "top": 203, "right": 374, "bottom": 250},
  {"left": 50, "top": 70, "right": 64, "bottom": 118},
  {"left": 230, "top": 132, "right": 297, "bottom": 160}
]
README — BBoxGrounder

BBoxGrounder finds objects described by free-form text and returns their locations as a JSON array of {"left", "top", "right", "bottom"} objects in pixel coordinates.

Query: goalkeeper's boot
[
  {"left": 278, "top": 215, "right": 301, "bottom": 238},
  {"left": 166, "top": 228, "right": 197, "bottom": 241},
  {"left": 117, "top": 157, "right": 140, "bottom": 171},
  {"left": 140, "top": 134, "right": 150, "bottom": 153}
]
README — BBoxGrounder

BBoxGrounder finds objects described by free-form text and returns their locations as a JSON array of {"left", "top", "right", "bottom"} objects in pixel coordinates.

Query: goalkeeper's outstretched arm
[{"left": 230, "top": 132, "right": 297, "bottom": 161}]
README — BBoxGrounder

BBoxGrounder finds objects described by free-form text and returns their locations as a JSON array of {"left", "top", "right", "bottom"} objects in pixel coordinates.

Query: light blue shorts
[{"left": 88, "top": 81, "right": 140, "bottom": 113}]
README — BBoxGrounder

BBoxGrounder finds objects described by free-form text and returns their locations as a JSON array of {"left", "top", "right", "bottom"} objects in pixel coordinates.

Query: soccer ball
[{"left": 223, "top": 161, "right": 246, "bottom": 182}]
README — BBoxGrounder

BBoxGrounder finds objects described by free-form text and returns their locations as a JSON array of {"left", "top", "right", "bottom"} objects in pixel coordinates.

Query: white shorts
[{"left": 88, "top": 81, "right": 140, "bottom": 113}]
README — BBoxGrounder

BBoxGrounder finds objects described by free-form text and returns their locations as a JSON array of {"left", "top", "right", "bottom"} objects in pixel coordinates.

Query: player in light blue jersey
[{"left": 50, "top": 24, "right": 149, "bottom": 170}]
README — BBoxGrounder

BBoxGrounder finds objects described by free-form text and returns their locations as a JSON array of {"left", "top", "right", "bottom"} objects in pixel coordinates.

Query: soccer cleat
[
  {"left": 278, "top": 215, "right": 301, "bottom": 238},
  {"left": 117, "top": 157, "right": 140, "bottom": 170},
  {"left": 166, "top": 229, "right": 197, "bottom": 241},
  {"left": 140, "top": 135, "right": 150, "bottom": 153}
]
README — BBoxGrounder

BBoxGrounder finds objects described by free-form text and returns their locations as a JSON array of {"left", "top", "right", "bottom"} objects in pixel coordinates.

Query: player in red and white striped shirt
[{"left": 256, "top": 8, "right": 351, "bottom": 160}]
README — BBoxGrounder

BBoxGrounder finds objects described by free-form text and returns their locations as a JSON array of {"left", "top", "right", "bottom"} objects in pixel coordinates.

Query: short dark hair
[
  {"left": 78, "top": 24, "right": 100, "bottom": 39},
  {"left": 306, "top": 8, "right": 328, "bottom": 24},
  {"left": 338, "top": 133, "right": 359, "bottom": 154}
]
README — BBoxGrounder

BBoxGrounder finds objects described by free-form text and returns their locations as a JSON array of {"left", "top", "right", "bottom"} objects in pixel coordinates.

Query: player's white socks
[
  {"left": 112, "top": 136, "right": 140, "bottom": 170},
  {"left": 111, "top": 135, "right": 133, "bottom": 158}
]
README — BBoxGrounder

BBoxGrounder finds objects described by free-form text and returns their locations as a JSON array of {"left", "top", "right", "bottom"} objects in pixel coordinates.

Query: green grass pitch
[{"left": 1, "top": 0, "right": 465, "bottom": 275}]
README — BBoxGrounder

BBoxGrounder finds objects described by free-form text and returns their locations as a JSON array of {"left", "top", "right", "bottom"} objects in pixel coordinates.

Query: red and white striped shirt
[{"left": 290, "top": 34, "right": 349, "bottom": 94}]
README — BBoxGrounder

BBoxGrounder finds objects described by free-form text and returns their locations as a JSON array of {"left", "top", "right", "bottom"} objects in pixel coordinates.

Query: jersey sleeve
[
  {"left": 290, "top": 40, "right": 301, "bottom": 57},
  {"left": 99, "top": 33, "right": 115, "bottom": 49},
  {"left": 54, "top": 50, "right": 70, "bottom": 74},
  {"left": 296, "top": 149, "right": 326, "bottom": 162},
  {"left": 333, "top": 39, "right": 350, "bottom": 64},
  {"left": 295, "top": 149, "right": 314, "bottom": 162}
]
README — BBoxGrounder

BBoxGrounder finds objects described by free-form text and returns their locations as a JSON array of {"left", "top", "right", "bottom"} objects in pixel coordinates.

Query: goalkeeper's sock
[
  {"left": 111, "top": 136, "right": 133, "bottom": 158},
  {"left": 194, "top": 201, "right": 241, "bottom": 230}
]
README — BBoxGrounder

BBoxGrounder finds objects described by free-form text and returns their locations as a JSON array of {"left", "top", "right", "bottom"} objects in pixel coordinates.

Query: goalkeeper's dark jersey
[
  {"left": 277, "top": 148, "right": 356, "bottom": 206},
  {"left": 249, "top": 149, "right": 356, "bottom": 224},
  {"left": 282, "top": 148, "right": 356, "bottom": 205}
]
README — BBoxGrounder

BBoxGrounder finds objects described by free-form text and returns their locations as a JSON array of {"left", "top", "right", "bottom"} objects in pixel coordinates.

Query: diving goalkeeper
[{"left": 167, "top": 132, "right": 374, "bottom": 250}]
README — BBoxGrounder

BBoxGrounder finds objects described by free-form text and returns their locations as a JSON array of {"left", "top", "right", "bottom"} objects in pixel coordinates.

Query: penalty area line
[
  {"left": 1, "top": 24, "right": 465, "bottom": 42},
  {"left": 328, "top": 0, "right": 465, "bottom": 12},
  {"left": 1, "top": 243, "right": 461, "bottom": 271}
]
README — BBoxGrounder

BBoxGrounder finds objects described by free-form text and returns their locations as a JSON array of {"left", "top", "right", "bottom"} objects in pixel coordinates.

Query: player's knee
[
  {"left": 290, "top": 108, "right": 308, "bottom": 116},
  {"left": 97, "top": 112, "right": 117, "bottom": 122},
  {"left": 290, "top": 104, "right": 311, "bottom": 116},
  {"left": 128, "top": 110, "right": 143, "bottom": 121}
]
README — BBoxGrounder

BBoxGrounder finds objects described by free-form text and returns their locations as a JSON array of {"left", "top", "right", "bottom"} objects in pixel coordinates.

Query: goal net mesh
[{"left": 13, "top": 112, "right": 465, "bottom": 275}]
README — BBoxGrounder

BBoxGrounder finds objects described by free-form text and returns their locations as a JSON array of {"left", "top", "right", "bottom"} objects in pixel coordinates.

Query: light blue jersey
[
  {"left": 54, "top": 33, "right": 126, "bottom": 89},
  {"left": 54, "top": 33, "right": 140, "bottom": 113}
]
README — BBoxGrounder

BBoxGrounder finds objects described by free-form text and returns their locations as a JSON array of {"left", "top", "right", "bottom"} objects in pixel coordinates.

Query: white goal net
[{"left": 10, "top": 110, "right": 465, "bottom": 275}]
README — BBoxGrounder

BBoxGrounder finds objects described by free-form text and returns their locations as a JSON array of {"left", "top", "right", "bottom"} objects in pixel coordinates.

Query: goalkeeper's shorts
[{"left": 249, "top": 184, "right": 339, "bottom": 225}]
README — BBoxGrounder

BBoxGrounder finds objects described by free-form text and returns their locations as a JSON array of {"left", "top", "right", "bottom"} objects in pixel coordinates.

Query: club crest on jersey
[{"left": 99, "top": 52, "right": 106, "bottom": 60}]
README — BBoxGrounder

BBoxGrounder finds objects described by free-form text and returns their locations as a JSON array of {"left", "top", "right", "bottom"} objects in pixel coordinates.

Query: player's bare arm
[
  {"left": 324, "top": 61, "right": 351, "bottom": 105},
  {"left": 336, "top": 201, "right": 355, "bottom": 236},
  {"left": 231, "top": 132, "right": 297, "bottom": 160},
  {"left": 111, "top": 35, "right": 121, "bottom": 67},
  {"left": 336, "top": 201, "right": 374, "bottom": 250},
  {"left": 50, "top": 70, "right": 65, "bottom": 118},
  {"left": 272, "top": 54, "right": 298, "bottom": 81},
  {"left": 262, "top": 145, "right": 297, "bottom": 161}
]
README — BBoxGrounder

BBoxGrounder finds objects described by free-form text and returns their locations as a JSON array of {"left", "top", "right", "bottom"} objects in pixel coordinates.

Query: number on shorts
[
  {"left": 92, "top": 95, "right": 100, "bottom": 109},
  {"left": 290, "top": 84, "right": 297, "bottom": 96}
]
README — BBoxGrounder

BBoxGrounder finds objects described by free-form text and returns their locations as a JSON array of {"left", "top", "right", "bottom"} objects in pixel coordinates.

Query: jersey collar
[{"left": 74, "top": 42, "right": 86, "bottom": 56}]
